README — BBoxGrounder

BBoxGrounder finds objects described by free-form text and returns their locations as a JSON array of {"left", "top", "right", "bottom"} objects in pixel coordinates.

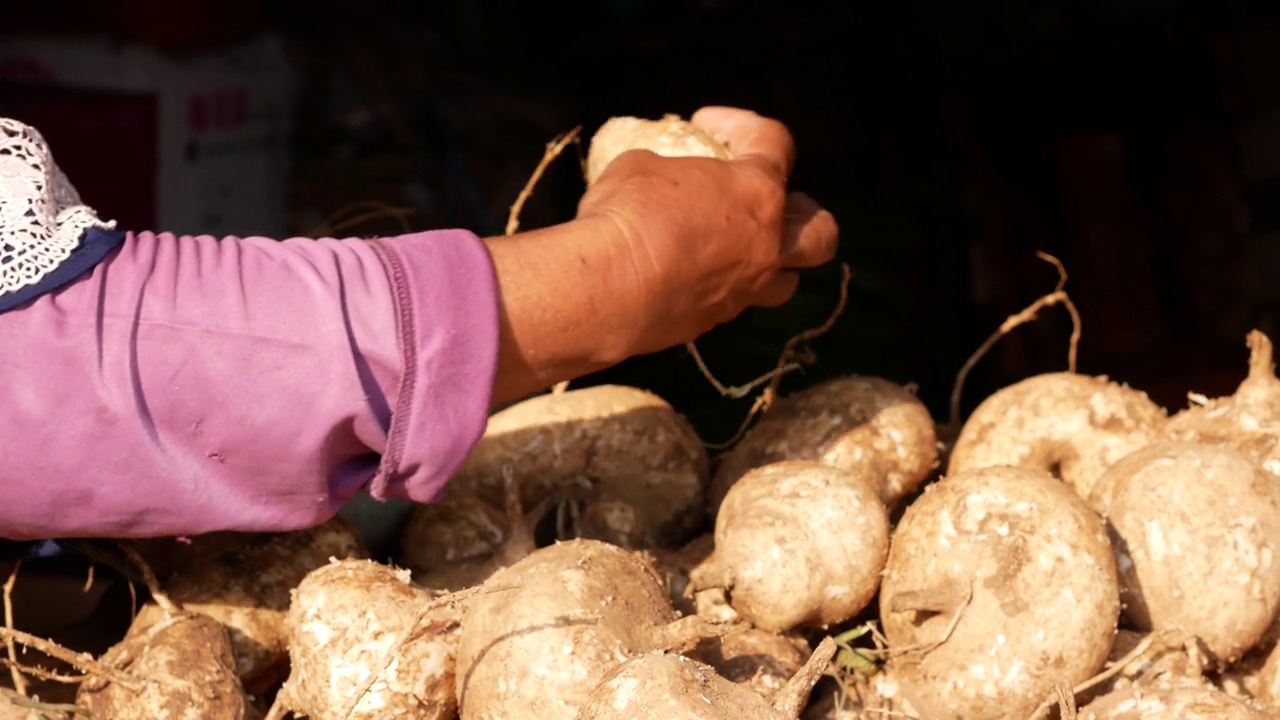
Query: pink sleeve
[{"left": 0, "top": 229, "right": 500, "bottom": 540}]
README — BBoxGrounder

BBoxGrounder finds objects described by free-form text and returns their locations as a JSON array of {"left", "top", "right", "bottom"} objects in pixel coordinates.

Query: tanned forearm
[{"left": 482, "top": 215, "right": 643, "bottom": 406}]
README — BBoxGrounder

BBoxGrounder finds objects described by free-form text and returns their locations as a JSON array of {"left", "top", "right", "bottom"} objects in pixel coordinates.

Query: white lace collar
[{"left": 0, "top": 117, "right": 115, "bottom": 299}]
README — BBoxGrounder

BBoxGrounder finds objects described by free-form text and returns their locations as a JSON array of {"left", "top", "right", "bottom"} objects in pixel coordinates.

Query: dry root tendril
[
  {"left": 0, "top": 627, "right": 141, "bottom": 692},
  {"left": 4, "top": 560, "right": 27, "bottom": 698},
  {"left": 705, "top": 262, "right": 854, "bottom": 450},
  {"left": 1023, "top": 631, "right": 1165, "bottom": 720},
  {"left": 948, "top": 251, "right": 1082, "bottom": 431},
  {"left": 2, "top": 687, "right": 98, "bottom": 718}
]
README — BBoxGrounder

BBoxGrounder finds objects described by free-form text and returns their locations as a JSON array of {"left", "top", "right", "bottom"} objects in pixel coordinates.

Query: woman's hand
[
  {"left": 485, "top": 107, "right": 839, "bottom": 405},
  {"left": 577, "top": 106, "right": 839, "bottom": 357}
]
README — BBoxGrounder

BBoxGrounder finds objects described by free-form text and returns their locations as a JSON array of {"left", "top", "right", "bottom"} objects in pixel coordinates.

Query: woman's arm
[
  {"left": 0, "top": 228, "right": 501, "bottom": 540},
  {"left": 0, "top": 107, "right": 837, "bottom": 541}
]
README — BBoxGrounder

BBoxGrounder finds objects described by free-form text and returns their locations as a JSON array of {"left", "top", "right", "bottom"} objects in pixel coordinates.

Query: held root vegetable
[
  {"left": 1088, "top": 442, "right": 1280, "bottom": 666},
  {"left": 690, "top": 461, "right": 890, "bottom": 633},
  {"left": 577, "top": 636, "right": 838, "bottom": 720},
  {"left": 76, "top": 612, "right": 256, "bottom": 720},
  {"left": 1164, "top": 330, "right": 1280, "bottom": 476},
  {"left": 454, "top": 538, "right": 724, "bottom": 720},
  {"left": 274, "top": 559, "right": 463, "bottom": 720},
  {"left": 948, "top": 372, "right": 1168, "bottom": 506},
  {"left": 129, "top": 517, "right": 368, "bottom": 697},
  {"left": 711, "top": 376, "right": 939, "bottom": 512},
  {"left": 879, "top": 465, "right": 1120, "bottom": 720},
  {"left": 439, "top": 385, "right": 709, "bottom": 550},
  {"left": 585, "top": 114, "right": 731, "bottom": 185}
]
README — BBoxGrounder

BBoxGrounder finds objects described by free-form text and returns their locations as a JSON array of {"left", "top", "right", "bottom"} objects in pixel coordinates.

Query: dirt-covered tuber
[
  {"left": 76, "top": 612, "right": 255, "bottom": 720},
  {"left": 879, "top": 464, "right": 1120, "bottom": 720},
  {"left": 690, "top": 461, "right": 889, "bottom": 633},
  {"left": 711, "top": 376, "right": 938, "bottom": 512},
  {"left": 454, "top": 538, "right": 719, "bottom": 720},
  {"left": 585, "top": 114, "right": 731, "bottom": 186},
  {"left": 948, "top": 372, "right": 1167, "bottom": 506},
  {"left": 433, "top": 385, "right": 709, "bottom": 551},
  {"left": 129, "top": 518, "right": 367, "bottom": 697},
  {"left": 1089, "top": 442, "right": 1280, "bottom": 666},
  {"left": 274, "top": 559, "right": 462, "bottom": 720},
  {"left": 577, "top": 636, "right": 837, "bottom": 720}
]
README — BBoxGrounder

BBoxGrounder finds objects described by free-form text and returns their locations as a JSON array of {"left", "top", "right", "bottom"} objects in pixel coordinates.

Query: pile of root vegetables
[
  {"left": 8, "top": 333, "right": 1280, "bottom": 720},
  {"left": 7, "top": 116, "right": 1280, "bottom": 720}
]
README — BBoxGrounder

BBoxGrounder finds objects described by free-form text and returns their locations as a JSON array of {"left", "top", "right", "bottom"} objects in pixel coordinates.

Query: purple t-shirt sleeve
[{"left": 0, "top": 229, "right": 500, "bottom": 540}]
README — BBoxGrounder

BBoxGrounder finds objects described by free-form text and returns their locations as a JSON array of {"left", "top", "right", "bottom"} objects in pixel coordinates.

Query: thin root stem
[
  {"left": 704, "top": 263, "right": 853, "bottom": 449},
  {"left": 503, "top": 125, "right": 582, "bottom": 399},
  {"left": 949, "top": 252, "right": 1081, "bottom": 428},
  {"left": 0, "top": 657, "right": 95, "bottom": 684},
  {"left": 115, "top": 543, "right": 179, "bottom": 615},
  {"left": 686, "top": 342, "right": 802, "bottom": 400},
  {"left": 3, "top": 561, "right": 27, "bottom": 697},
  {"left": 1056, "top": 683, "right": 1077, "bottom": 720},
  {"left": 506, "top": 127, "right": 582, "bottom": 237},
  {"left": 1, "top": 687, "right": 97, "bottom": 718},
  {"left": 0, "top": 628, "right": 140, "bottom": 692},
  {"left": 1024, "top": 632, "right": 1158, "bottom": 720}
]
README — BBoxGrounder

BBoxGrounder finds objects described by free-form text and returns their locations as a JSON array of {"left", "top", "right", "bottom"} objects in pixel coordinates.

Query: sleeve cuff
[{"left": 365, "top": 229, "right": 500, "bottom": 503}]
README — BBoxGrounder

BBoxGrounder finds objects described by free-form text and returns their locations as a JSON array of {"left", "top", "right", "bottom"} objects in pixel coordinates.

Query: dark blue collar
[{"left": 0, "top": 225, "right": 126, "bottom": 312}]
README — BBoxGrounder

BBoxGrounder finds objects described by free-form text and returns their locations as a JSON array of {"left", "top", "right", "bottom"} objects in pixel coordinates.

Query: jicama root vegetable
[
  {"left": 1078, "top": 681, "right": 1272, "bottom": 720},
  {"left": 947, "top": 372, "right": 1168, "bottom": 506},
  {"left": 710, "top": 376, "right": 939, "bottom": 512},
  {"left": 690, "top": 461, "right": 890, "bottom": 633},
  {"left": 686, "top": 626, "right": 813, "bottom": 700},
  {"left": 397, "top": 492, "right": 507, "bottom": 573},
  {"left": 1088, "top": 442, "right": 1280, "bottom": 666},
  {"left": 438, "top": 385, "right": 710, "bottom": 550},
  {"left": 1164, "top": 330, "right": 1280, "bottom": 476},
  {"left": 879, "top": 464, "right": 1120, "bottom": 720},
  {"left": 454, "top": 538, "right": 721, "bottom": 720},
  {"left": 577, "top": 636, "right": 838, "bottom": 720},
  {"left": 273, "top": 559, "right": 463, "bottom": 720},
  {"left": 585, "top": 113, "right": 731, "bottom": 185},
  {"left": 76, "top": 612, "right": 256, "bottom": 720},
  {"left": 129, "top": 518, "right": 367, "bottom": 697},
  {"left": 402, "top": 468, "right": 546, "bottom": 592}
]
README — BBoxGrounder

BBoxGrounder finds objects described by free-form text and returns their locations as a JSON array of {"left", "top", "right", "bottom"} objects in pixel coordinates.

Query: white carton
[{"left": 0, "top": 34, "right": 296, "bottom": 238}]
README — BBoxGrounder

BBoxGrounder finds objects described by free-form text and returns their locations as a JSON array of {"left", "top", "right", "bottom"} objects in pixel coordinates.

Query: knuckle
[
  {"left": 740, "top": 163, "right": 785, "bottom": 203},
  {"left": 755, "top": 176, "right": 788, "bottom": 227}
]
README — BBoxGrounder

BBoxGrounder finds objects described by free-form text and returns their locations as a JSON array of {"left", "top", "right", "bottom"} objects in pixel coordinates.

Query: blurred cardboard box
[{"left": 0, "top": 33, "right": 295, "bottom": 238}]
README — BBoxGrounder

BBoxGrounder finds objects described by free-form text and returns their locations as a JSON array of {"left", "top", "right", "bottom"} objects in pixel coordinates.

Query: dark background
[{"left": 6, "top": 0, "right": 1280, "bottom": 443}]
